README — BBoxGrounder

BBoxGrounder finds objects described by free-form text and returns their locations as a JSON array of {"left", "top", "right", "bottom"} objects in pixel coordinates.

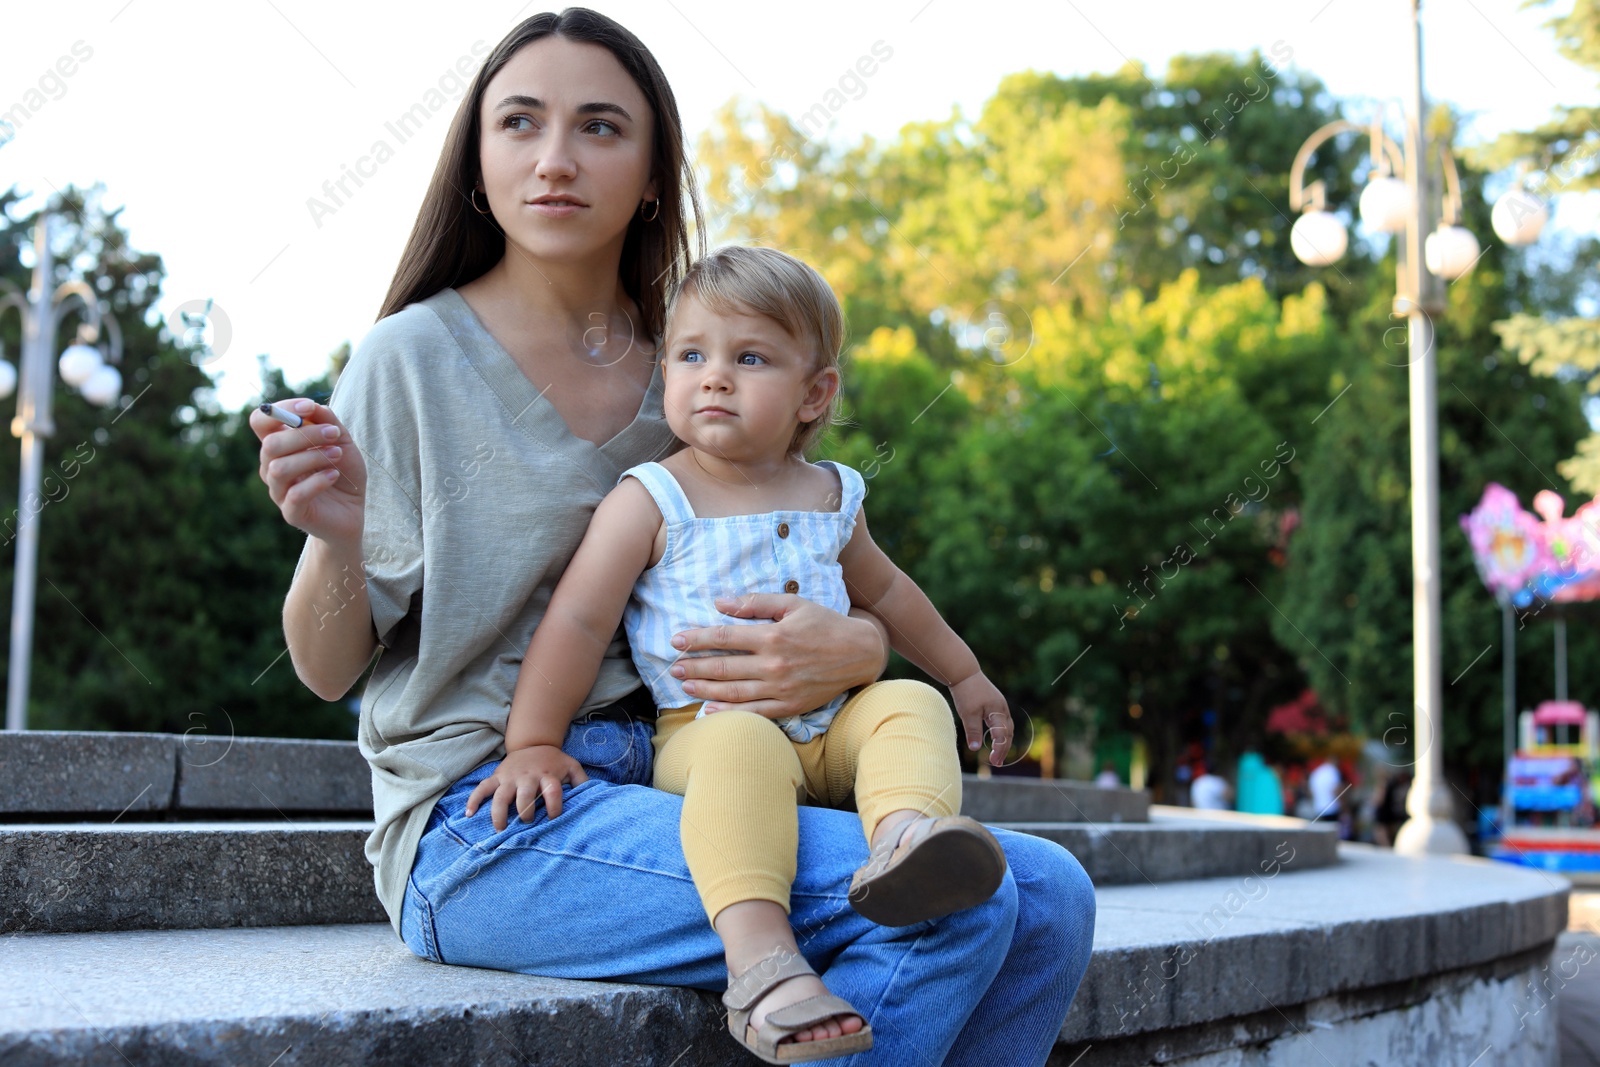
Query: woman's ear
[{"left": 798, "top": 366, "right": 841, "bottom": 421}]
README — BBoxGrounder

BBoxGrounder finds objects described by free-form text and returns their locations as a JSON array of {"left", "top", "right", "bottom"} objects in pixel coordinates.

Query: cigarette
[{"left": 260, "top": 402, "right": 304, "bottom": 428}]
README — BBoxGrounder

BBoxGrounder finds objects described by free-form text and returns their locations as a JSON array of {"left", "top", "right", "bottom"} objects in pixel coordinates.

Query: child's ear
[{"left": 798, "top": 366, "right": 841, "bottom": 421}]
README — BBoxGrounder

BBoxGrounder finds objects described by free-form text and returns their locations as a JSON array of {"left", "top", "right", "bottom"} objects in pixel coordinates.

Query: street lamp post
[
  {"left": 1286, "top": 0, "right": 1547, "bottom": 854},
  {"left": 0, "top": 210, "right": 123, "bottom": 732}
]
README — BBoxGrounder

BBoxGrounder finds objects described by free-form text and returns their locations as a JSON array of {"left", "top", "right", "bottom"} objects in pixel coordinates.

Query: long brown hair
[{"left": 377, "top": 7, "right": 704, "bottom": 342}]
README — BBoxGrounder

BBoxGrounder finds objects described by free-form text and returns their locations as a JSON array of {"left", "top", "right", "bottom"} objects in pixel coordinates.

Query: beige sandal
[
  {"left": 721, "top": 947, "right": 874, "bottom": 1063},
  {"left": 848, "top": 814, "right": 1008, "bottom": 927}
]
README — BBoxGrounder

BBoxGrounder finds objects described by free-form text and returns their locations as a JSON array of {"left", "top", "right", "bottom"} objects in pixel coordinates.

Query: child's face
[{"left": 660, "top": 292, "right": 838, "bottom": 462}]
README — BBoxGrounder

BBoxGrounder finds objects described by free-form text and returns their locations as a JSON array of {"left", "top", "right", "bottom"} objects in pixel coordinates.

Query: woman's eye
[
  {"left": 585, "top": 120, "right": 620, "bottom": 136},
  {"left": 501, "top": 114, "right": 534, "bottom": 131}
]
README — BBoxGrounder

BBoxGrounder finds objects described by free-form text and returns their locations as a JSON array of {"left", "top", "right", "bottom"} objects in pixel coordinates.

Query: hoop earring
[
  {"left": 640, "top": 198, "right": 660, "bottom": 222},
  {"left": 470, "top": 188, "right": 491, "bottom": 215}
]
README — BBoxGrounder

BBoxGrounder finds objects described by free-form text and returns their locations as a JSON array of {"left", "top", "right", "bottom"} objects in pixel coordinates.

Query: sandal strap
[
  {"left": 722, "top": 948, "right": 818, "bottom": 1012},
  {"left": 858, "top": 815, "right": 942, "bottom": 881},
  {"left": 761, "top": 992, "right": 864, "bottom": 1032}
]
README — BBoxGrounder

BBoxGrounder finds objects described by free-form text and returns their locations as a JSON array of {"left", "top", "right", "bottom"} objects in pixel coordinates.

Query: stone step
[
  {"left": 1, "top": 813, "right": 1329, "bottom": 936},
  {"left": 0, "top": 847, "right": 1566, "bottom": 1066},
  {"left": 991, "top": 815, "right": 1337, "bottom": 886},
  {"left": 0, "top": 730, "right": 369, "bottom": 817},
  {"left": 0, "top": 822, "right": 384, "bottom": 934},
  {"left": 959, "top": 773, "right": 1148, "bottom": 823},
  {"left": 3, "top": 731, "right": 1144, "bottom": 825}
]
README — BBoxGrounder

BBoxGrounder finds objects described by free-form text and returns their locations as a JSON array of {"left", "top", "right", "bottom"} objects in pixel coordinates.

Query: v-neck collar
[{"left": 429, "top": 287, "right": 667, "bottom": 476}]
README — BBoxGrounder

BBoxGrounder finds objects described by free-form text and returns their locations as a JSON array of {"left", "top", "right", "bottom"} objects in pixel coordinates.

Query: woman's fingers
[{"left": 699, "top": 697, "right": 788, "bottom": 719}]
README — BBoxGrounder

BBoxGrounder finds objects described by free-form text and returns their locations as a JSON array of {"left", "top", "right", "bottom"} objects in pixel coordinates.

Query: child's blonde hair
[{"left": 665, "top": 245, "right": 845, "bottom": 457}]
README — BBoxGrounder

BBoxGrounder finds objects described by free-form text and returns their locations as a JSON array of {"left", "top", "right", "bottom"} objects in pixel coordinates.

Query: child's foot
[
  {"left": 716, "top": 902, "right": 870, "bottom": 1053},
  {"left": 734, "top": 959, "right": 865, "bottom": 1045},
  {"left": 848, "top": 813, "right": 1008, "bottom": 926}
]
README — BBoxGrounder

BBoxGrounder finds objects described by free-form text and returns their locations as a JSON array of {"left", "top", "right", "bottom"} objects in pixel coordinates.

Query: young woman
[{"left": 250, "top": 9, "right": 1095, "bottom": 1064}]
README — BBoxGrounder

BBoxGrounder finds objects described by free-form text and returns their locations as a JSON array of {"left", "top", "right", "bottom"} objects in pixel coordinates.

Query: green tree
[
  {"left": 0, "top": 185, "right": 355, "bottom": 739},
  {"left": 1466, "top": 0, "right": 1600, "bottom": 492}
]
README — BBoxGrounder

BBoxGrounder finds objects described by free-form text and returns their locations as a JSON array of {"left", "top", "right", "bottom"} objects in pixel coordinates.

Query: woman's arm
[
  {"left": 285, "top": 534, "right": 378, "bottom": 700},
  {"left": 251, "top": 399, "right": 379, "bottom": 701}
]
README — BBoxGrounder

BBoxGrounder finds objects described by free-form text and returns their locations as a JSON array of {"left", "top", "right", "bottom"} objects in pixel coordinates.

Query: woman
[{"left": 251, "top": 9, "right": 1095, "bottom": 1063}]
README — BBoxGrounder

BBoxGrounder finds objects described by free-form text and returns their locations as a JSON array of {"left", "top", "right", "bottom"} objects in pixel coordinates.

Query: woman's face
[{"left": 477, "top": 36, "right": 657, "bottom": 265}]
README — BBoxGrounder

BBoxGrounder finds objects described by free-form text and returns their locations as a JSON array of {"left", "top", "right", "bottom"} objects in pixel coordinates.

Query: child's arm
[
  {"left": 837, "top": 506, "right": 1014, "bottom": 764},
  {"left": 465, "top": 477, "right": 662, "bottom": 827}
]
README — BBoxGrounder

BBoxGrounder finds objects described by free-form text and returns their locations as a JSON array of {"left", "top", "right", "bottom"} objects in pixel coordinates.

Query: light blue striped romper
[{"left": 619, "top": 459, "right": 867, "bottom": 743}]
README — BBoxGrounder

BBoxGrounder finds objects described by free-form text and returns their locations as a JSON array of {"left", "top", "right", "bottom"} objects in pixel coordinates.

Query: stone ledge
[
  {"left": 961, "top": 773, "right": 1148, "bottom": 823},
  {"left": 1061, "top": 844, "right": 1568, "bottom": 1041},
  {"left": 0, "top": 846, "right": 1565, "bottom": 1065},
  {"left": 992, "top": 817, "right": 1337, "bottom": 886},
  {"left": 0, "top": 731, "right": 369, "bottom": 816},
  {"left": 0, "top": 823, "right": 384, "bottom": 934},
  {"left": 0, "top": 817, "right": 1321, "bottom": 935}
]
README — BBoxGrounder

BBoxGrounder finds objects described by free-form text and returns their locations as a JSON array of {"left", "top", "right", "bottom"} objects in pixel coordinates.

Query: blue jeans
[{"left": 399, "top": 718, "right": 1096, "bottom": 1066}]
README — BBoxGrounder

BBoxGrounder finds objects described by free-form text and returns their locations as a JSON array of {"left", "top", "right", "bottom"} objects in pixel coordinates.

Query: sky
[{"left": 1, "top": 0, "right": 1596, "bottom": 412}]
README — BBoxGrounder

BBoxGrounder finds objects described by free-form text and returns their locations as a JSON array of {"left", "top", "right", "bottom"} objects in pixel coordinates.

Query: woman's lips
[{"left": 529, "top": 201, "right": 584, "bottom": 217}]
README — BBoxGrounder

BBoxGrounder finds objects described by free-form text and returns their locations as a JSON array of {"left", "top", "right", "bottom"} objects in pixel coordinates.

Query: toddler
[{"left": 468, "top": 245, "right": 1015, "bottom": 1064}]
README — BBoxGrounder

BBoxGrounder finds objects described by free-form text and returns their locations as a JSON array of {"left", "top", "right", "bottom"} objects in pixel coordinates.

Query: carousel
[{"left": 1460, "top": 483, "right": 1600, "bottom": 878}]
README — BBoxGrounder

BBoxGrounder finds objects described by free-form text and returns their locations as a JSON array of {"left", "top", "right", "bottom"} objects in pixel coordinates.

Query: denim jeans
[{"left": 399, "top": 718, "right": 1096, "bottom": 1066}]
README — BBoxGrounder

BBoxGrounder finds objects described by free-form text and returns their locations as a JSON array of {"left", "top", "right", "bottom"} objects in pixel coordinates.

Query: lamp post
[
  {"left": 1285, "top": 0, "right": 1547, "bottom": 855},
  {"left": 0, "top": 210, "right": 123, "bottom": 732}
]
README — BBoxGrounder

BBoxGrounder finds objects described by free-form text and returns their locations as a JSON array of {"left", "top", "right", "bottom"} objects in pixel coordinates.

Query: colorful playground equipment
[{"left": 1461, "top": 484, "right": 1600, "bottom": 876}]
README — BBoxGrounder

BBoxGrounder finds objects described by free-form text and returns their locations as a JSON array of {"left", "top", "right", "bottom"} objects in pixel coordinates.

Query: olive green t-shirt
[{"left": 291, "top": 287, "right": 682, "bottom": 935}]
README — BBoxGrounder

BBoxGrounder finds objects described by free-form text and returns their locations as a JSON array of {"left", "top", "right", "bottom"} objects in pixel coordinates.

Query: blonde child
[{"left": 467, "top": 245, "right": 1014, "bottom": 1063}]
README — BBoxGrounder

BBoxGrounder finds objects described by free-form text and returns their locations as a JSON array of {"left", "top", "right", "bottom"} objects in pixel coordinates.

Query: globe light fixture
[
  {"left": 81, "top": 364, "right": 123, "bottom": 408},
  {"left": 1290, "top": 210, "right": 1348, "bottom": 266},
  {"left": 1425, "top": 223, "right": 1482, "bottom": 280},
  {"left": 1490, "top": 188, "right": 1549, "bottom": 246},
  {"left": 1359, "top": 172, "right": 1412, "bottom": 234},
  {"left": 58, "top": 340, "right": 103, "bottom": 388}
]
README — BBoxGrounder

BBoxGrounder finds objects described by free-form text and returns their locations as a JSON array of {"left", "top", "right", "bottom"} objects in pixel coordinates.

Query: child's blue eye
[
  {"left": 738, "top": 352, "right": 765, "bottom": 365},
  {"left": 679, "top": 350, "right": 703, "bottom": 363}
]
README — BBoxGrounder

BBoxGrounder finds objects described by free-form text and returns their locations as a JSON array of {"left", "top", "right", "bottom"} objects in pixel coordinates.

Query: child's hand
[
  {"left": 465, "top": 745, "right": 590, "bottom": 830},
  {"left": 952, "top": 674, "right": 1013, "bottom": 767}
]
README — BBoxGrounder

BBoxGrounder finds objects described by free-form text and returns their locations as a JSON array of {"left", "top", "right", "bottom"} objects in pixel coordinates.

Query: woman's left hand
[{"left": 668, "top": 594, "right": 886, "bottom": 719}]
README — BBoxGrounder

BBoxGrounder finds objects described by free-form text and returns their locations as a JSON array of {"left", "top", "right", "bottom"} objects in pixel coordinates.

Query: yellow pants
[{"left": 651, "top": 678, "right": 962, "bottom": 924}]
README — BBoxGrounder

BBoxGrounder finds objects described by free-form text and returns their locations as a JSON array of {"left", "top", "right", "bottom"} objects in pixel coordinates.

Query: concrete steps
[
  {"left": 0, "top": 847, "right": 1565, "bottom": 1067},
  {"left": 0, "top": 813, "right": 1336, "bottom": 935}
]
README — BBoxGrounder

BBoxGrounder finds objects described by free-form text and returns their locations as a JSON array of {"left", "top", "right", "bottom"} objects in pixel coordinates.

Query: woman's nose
[{"left": 535, "top": 133, "right": 578, "bottom": 182}]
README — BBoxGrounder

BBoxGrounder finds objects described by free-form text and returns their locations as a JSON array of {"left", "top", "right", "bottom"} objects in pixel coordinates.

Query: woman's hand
[
  {"left": 668, "top": 594, "right": 886, "bottom": 720},
  {"left": 249, "top": 398, "right": 367, "bottom": 546},
  {"left": 465, "top": 745, "right": 590, "bottom": 829},
  {"left": 951, "top": 673, "right": 1013, "bottom": 767}
]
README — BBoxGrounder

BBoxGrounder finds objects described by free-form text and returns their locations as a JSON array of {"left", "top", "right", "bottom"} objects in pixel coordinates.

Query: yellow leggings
[{"left": 651, "top": 678, "right": 962, "bottom": 925}]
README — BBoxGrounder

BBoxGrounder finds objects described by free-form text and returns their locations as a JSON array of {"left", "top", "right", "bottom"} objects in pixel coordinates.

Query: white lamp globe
[
  {"left": 1291, "top": 210, "right": 1348, "bottom": 266},
  {"left": 81, "top": 365, "right": 122, "bottom": 408},
  {"left": 1491, "top": 190, "right": 1549, "bottom": 246},
  {"left": 1425, "top": 224, "right": 1481, "bottom": 280},
  {"left": 58, "top": 343, "right": 103, "bottom": 388},
  {"left": 1359, "top": 176, "right": 1411, "bottom": 234},
  {"left": 0, "top": 360, "right": 15, "bottom": 400}
]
